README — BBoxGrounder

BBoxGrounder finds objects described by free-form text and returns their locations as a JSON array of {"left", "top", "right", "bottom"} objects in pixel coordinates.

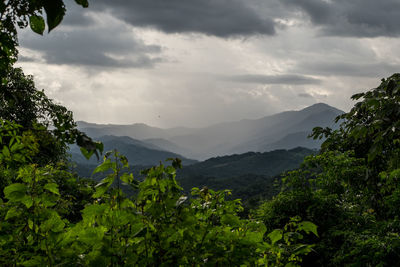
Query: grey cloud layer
[
  {"left": 294, "top": 61, "right": 400, "bottom": 78},
  {"left": 65, "top": 0, "right": 400, "bottom": 38},
  {"left": 283, "top": 0, "right": 400, "bottom": 37},
  {"left": 20, "top": 0, "right": 400, "bottom": 68},
  {"left": 92, "top": 0, "right": 275, "bottom": 37},
  {"left": 224, "top": 74, "right": 321, "bottom": 85},
  {"left": 298, "top": 93, "right": 313, "bottom": 98},
  {"left": 19, "top": 0, "right": 276, "bottom": 67},
  {"left": 19, "top": 20, "right": 162, "bottom": 68}
]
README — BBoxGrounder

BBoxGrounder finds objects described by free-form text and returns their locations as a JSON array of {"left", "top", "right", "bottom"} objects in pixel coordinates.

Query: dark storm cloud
[
  {"left": 92, "top": 0, "right": 276, "bottom": 37},
  {"left": 283, "top": 0, "right": 400, "bottom": 37},
  {"left": 224, "top": 74, "right": 321, "bottom": 85},
  {"left": 295, "top": 61, "right": 400, "bottom": 77},
  {"left": 19, "top": 24, "right": 162, "bottom": 68}
]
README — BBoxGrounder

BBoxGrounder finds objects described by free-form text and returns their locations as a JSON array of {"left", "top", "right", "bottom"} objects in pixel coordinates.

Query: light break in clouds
[{"left": 16, "top": 0, "right": 400, "bottom": 128}]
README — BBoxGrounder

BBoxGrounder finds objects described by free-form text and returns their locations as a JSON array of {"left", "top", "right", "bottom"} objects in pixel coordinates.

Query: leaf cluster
[
  {"left": 0, "top": 144, "right": 317, "bottom": 266},
  {"left": 257, "top": 74, "right": 400, "bottom": 266},
  {"left": 0, "top": 0, "right": 88, "bottom": 71}
]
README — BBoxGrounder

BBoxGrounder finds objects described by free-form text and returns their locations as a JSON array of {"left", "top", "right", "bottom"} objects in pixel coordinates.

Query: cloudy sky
[{"left": 17, "top": 0, "right": 400, "bottom": 128}]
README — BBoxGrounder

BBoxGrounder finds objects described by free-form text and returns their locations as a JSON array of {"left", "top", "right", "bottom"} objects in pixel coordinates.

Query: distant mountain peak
[{"left": 300, "top": 103, "right": 343, "bottom": 114}]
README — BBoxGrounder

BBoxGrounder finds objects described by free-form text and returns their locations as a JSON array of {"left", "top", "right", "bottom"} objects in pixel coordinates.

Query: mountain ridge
[
  {"left": 77, "top": 103, "right": 343, "bottom": 159},
  {"left": 69, "top": 135, "right": 197, "bottom": 166}
]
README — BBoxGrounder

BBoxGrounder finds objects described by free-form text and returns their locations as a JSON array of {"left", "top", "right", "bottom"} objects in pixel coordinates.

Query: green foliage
[
  {"left": 0, "top": 120, "right": 39, "bottom": 168},
  {"left": 0, "top": 144, "right": 317, "bottom": 265},
  {"left": 0, "top": 67, "right": 103, "bottom": 165},
  {"left": 257, "top": 74, "right": 400, "bottom": 266},
  {"left": 0, "top": 1, "right": 100, "bottom": 163},
  {"left": 312, "top": 73, "right": 400, "bottom": 171},
  {"left": 29, "top": 15, "right": 45, "bottom": 35},
  {"left": 1, "top": 164, "right": 75, "bottom": 265}
]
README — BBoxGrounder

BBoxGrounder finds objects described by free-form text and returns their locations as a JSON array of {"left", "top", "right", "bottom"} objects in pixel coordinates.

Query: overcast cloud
[
  {"left": 282, "top": 0, "right": 400, "bottom": 37},
  {"left": 93, "top": 0, "right": 276, "bottom": 37},
  {"left": 16, "top": 0, "right": 400, "bottom": 127},
  {"left": 222, "top": 74, "right": 321, "bottom": 85},
  {"left": 19, "top": 11, "right": 162, "bottom": 68}
]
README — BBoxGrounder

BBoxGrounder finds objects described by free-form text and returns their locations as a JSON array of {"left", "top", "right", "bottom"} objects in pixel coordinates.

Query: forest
[{"left": 1, "top": 1, "right": 400, "bottom": 266}]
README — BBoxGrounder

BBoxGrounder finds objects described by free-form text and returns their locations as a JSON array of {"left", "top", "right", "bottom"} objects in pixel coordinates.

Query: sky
[{"left": 16, "top": 0, "right": 400, "bottom": 128}]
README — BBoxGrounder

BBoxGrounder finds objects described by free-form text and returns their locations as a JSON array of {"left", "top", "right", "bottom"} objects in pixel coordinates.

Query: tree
[
  {"left": 256, "top": 74, "right": 400, "bottom": 266},
  {"left": 0, "top": 66, "right": 103, "bottom": 166},
  {"left": 312, "top": 73, "right": 400, "bottom": 171},
  {"left": 0, "top": 0, "right": 88, "bottom": 72},
  {"left": 0, "top": 1, "right": 103, "bottom": 165},
  {"left": 312, "top": 73, "right": 400, "bottom": 209}
]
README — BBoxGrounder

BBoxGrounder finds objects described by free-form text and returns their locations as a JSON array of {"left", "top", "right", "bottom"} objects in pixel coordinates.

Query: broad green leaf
[
  {"left": 2, "top": 146, "right": 10, "bottom": 158},
  {"left": 44, "top": 183, "right": 60, "bottom": 195},
  {"left": 75, "top": 0, "right": 89, "bottom": 8},
  {"left": 28, "top": 219, "right": 34, "bottom": 230},
  {"left": 245, "top": 231, "right": 264, "bottom": 243},
  {"left": 39, "top": 194, "right": 57, "bottom": 208},
  {"left": 80, "top": 147, "right": 94, "bottom": 160},
  {"left": 82, "top": 204, "right": 108, "bottom": 221},
  {"left": 5, "top": 206, "right": 21, "bottom": 220},
  {"left": 221, "top": 214, "right": 241, "bottom": 227},
  {"left": 43, "top": 0, "right": 66, "bottom": 32},
  {"left": 21, "top": 195, "right": 33, "bottom": 209},
  {"left": 41, "top": 213, "right": 65, "bottom": 232},
  {"left": 4, "top": 183, "right": 27, "bottom": 201},
  {"left": 110, "top": 210, "right": 131, "bottom": 226},
  {"left": 298, "top": 221, "right": 318, "bottom": 237},
  {"left": 95, "top": 175, "right": 115, "bottom": 188},
  {"left": 22, "top": 256, "right": 45, "bottom": 267},
  {"left": 93, "top": 184, "right": 109, "bottom": 198},
  {"left": 78, "top": 227, "right": 106, "bottom": 245},
  {"left": 120, "top": 173, "right": 133, "bottom": 184},
  {"left": 10, "top": 142, "right": 23, "bottom": 153},
  {"left": 293, "top": 244, "right": 314, "bottom": 255},
  {"left": 268, "top": 229, "right": 283, "bottom": 245},
  {"left": 120, "top": 155, "right": 129, "bottom": 167},
  {"left": 29, "top": 15, "right": 45, "bottom": 35},
  {"left": 93, "top": 159, "right": 113, "bottom": 174}
]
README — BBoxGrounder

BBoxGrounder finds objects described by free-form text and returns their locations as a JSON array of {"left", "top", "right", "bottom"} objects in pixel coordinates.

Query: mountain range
[
  {"left": 71, "top": 145, "right": 316, "bottom": 209},
  {"left": 176, "top": 147, "right": 315, "bottom": 191},
  {"left": 76, "top": 103, "right": 343, "bottom": 160},
  {"left": 69, "top": 135, "right": 197, "bottom": 167},
  {"left": 71, "top": 103, "right": 342, "bottom": 210}
]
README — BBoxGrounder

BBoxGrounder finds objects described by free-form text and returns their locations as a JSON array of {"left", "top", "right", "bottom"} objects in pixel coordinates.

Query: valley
[{"left": 71, "top": 103, "right": 338, "bottom": 207}]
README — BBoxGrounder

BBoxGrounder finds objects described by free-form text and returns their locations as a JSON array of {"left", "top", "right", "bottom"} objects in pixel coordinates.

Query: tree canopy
[{"left": 256, "top": 73, "right": 400, "bottom": 266}]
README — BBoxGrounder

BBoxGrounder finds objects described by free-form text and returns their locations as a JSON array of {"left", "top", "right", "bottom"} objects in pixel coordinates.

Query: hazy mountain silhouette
[
  {"left": 69, "top": 135, "right": 197, "bottom": 166},
  {"left": 77, "top": 103, "right": 343, "bottom": 160}
]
